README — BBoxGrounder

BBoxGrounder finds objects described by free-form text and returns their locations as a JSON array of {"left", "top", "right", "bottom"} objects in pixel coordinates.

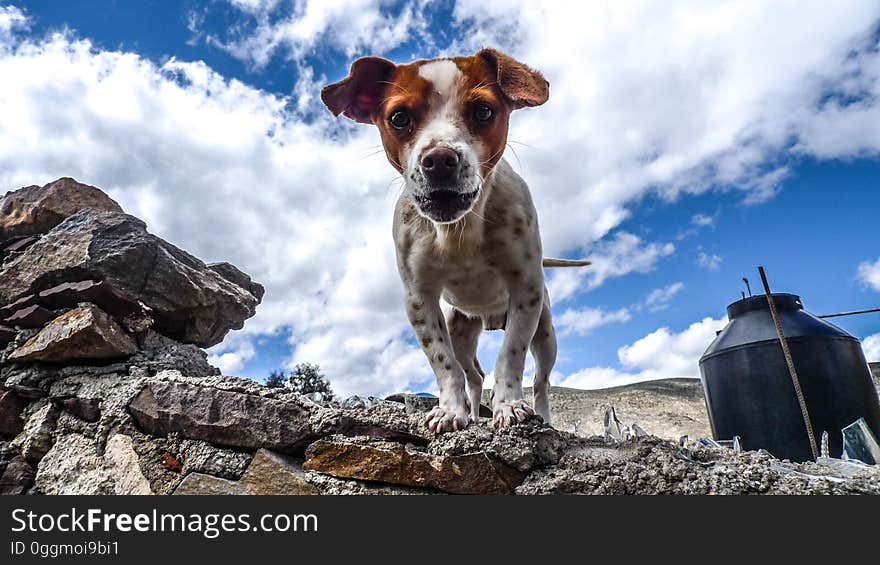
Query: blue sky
[{"left": 2, "top": 1, "right": 880, "bottom": 395}]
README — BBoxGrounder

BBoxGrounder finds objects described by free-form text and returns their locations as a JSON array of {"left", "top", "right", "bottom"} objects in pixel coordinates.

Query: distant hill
[{"left": 521, "top": 378, "right": 712, "bottom": 440}]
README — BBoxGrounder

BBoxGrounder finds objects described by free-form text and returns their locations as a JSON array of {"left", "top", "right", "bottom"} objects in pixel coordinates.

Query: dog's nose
[{"left": 420, "top": 147, "right": 460, "bottom": 185}]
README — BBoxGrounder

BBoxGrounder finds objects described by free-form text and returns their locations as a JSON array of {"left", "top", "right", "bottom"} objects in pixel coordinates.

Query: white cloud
[
  {"left": 555, "top": 306, "right": 631, "bottom": 337},
  {"left": 691, "top": 214, "right": 714, "bottom": 228},
  {"left": 698, "top": 251, "right": 723, "bottom": 271},
  {"left": 208, "top": 333, "right": 256, "bottom": 374},
  {"left": 557, "top": 316, "right": 726, "bottom": 389},
  {"left": 644, "top": 282, "right": 685, "bottom": 312},
  {"left": 677, "top": 211, "right": 718, "bottom": 240},
  {"left": 548, "top": 232, "right": 675, "bottom": 303},
  {"left": 863, "top": 334, "right": 880, "bottom": 363},
  {"left": 202, "top": 0, "right": 430, "bottom": 68},
  {"left": 0, "top": 5, "right": 26, "bottom": 48},
  {"left": 857, "top": 257, "right": 880, "bottom": 291}
]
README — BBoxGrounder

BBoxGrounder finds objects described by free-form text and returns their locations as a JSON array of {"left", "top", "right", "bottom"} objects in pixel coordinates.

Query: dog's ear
[
  {"left": 477, "top": 48, "right": 549, "bottom": 109},
  {"left": 321, "top": 57, "right": 396, "bottom": 124}
]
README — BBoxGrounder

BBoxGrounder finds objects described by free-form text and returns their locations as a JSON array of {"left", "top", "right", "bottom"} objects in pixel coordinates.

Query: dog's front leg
[
  {"left": 404, "top": 287, "right": 471, "bottom": 433},
  {"left": 492, "top": 279, "right": 543, "bottom": 428}
]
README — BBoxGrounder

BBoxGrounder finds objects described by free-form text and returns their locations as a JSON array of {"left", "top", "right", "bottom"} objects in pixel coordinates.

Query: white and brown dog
[{"left": 322, "top": 48, "right": 588, "bottom": 433}]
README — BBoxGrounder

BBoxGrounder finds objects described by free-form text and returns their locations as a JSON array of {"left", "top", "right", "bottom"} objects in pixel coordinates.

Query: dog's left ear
[
  {"left": 321, "top": 57, "right": 396, "bottom": 124},
  {"left": 477, "top": 48, "right": 549, "bottom": 109}
]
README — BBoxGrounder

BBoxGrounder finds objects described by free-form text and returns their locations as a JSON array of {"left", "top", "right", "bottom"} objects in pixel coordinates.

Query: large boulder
[
  {"left": 0, "top": 210, "right": 263, "bottom": 347},
  {"left": 0, "top": 178, "right": 123, "bottom": 240}
]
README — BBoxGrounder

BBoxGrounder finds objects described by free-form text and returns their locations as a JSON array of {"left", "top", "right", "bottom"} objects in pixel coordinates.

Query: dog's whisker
[
  {"left": 478, "top": 145, "right": 507, "bottom": 168},
  {"left": 506, "top": 143, "right": 524, "bottom": 174},
  {"left": 360, "top": 149, "right": 387, "bottom": 160},
  {"left": 507, "top": 139, "right": 537, "bottom": 149},
  {"left": 385, "top": 175, "right": 405, "bottom": 193},
  {"left": 377, "top": 80, "right": 410, "bottom": 96}
]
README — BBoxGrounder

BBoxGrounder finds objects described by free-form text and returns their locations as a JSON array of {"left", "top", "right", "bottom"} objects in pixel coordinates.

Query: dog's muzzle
[
  {"left": 414, "top": 146, "right": 478, "bottom": 222},
  {"left": 414, "top": 188, "right": 479, "bottom": 223}
]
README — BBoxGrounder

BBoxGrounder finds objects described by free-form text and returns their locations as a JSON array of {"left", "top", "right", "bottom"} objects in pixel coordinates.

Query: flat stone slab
[
  {"left": 3, "top": 304, "right": 55, "bottom": 328},
  {"left": 303, "top": 437, "right": 524, "bottom": 495},
  {"left": 8, "top": 305, "right": 137, "bottom": 362},
  {"left": 129, "top": 381, "right": 315, "bottom": 453},
  {"left": 38, "top": 280, "right": 147, "bottom": 318}
]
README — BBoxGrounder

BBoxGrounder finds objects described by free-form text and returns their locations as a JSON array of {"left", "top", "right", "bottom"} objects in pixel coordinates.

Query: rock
[
  {"left": 0, "top": 294, "right": 37, "bottom": 319},
  {"left": 0, "top": 325, "right": 16, "bottom": 348},
  {"left": 1, "top": 235, "right": 40, "bottom": 260},
  {"left": 38, "top": 280, "right": 152, "bottom": 328},
  {"left": 173, "top": 472, "right": 245, "bottom": 495},
  {"left": 307, "top": 400, "right": 431, "bottom": 445},
  {"left": 128, "top": 381, "right": 315, "bottom": 453},
  {"left": 174, "top": 449, "right": 319, "bottom": 495},
  {"left": 304, "top": 471, "right": 437, "bottom": 495},
  {"left": 0, "top": 388, "right": 29, "bottom": 435},
  {"left": 12, "top": 402, "right": 59, "bottom": 463},
  {"left": 238, "top": 449, "right": 319, "bottom": 495},
  {"left": 35, "top": 433, "right": 153, "bottom": 495},
  {"left": 126, "top": 433, "right": 253, "bottom": 495},
  {"left": 208, "top": 262, "right": 265, "bottom": 302},
  {"left": 303, "top": 436, "right": 525, "bottom": 495},
  {"left": 3, "top": 304, "right": 56, "bottom": 328},
  {"left": 0, "top": 178, "right": 124, "bottom": 240},
  {"left": 0, "top": 455, "right": 35, "bottom": 495},
  {"left": 429, "top": 418, "right": 566, "bottom": 473},
  {"left": 128, "top": 331, "right": 220, "bottom": 377},
  {"left": 103, "top": 434, "right": 154, "bottom": 495},
  {"left": 0, "top": 210, "right": 262, "bottom": 347},
  {"left": 59, "top": 397, "right": 101, "bottom": 422},
  {"left": 8, "top": 305, "right": 137, "bottom": 363}
]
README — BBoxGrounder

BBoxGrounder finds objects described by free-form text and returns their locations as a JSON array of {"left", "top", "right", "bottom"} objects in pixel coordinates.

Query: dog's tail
[{"left": 542, "top": 257, "right": 592, "bottom": 268}]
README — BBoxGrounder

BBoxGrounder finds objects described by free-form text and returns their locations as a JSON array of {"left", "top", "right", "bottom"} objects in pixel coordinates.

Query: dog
[{"left": 322, "top": 48, "right": 588, "bottom": 433}]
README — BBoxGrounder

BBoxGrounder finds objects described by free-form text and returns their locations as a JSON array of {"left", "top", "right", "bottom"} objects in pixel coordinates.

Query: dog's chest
[{"left": 439, "top": 258, "right": 508, "bottom": 315}]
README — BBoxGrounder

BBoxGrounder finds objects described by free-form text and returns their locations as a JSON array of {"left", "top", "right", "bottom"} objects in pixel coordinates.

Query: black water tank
[{"left": 699, "top": 293, "right": 880, "bottom": 462}]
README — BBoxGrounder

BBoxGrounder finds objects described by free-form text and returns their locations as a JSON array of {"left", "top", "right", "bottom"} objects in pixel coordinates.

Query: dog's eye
[
  {"left": 389, "top": 110, "right": 411, "bottom": 130},
  {"left": 473, "top": 104, "right": 493, "bottom": 122}
]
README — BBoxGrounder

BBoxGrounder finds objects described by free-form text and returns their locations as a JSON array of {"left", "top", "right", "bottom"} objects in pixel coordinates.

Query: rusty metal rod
[
  {"left": 818, "top": 307, "right": 880, "bottom": 319},
  {"left": 758, "top": 266, "right": 819, "bottom": 461}
]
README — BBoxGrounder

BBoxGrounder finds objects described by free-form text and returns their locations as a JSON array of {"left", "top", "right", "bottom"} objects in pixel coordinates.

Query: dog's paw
[
  {"left": 424, "top": 404, "right": 471, "bottom": 433},
  {"left": 492, "top": 399, "right": 535, "bottom": 429}
]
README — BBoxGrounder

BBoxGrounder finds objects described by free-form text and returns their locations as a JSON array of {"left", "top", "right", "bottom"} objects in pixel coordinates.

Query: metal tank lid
[{"left": 727, "top": 293, "right": 803, "bottom": 318}]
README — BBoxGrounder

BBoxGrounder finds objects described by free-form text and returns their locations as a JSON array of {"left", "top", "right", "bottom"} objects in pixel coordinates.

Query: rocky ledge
[{"left": 1, "top": 178, "right": 879, "bottom": 496}]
